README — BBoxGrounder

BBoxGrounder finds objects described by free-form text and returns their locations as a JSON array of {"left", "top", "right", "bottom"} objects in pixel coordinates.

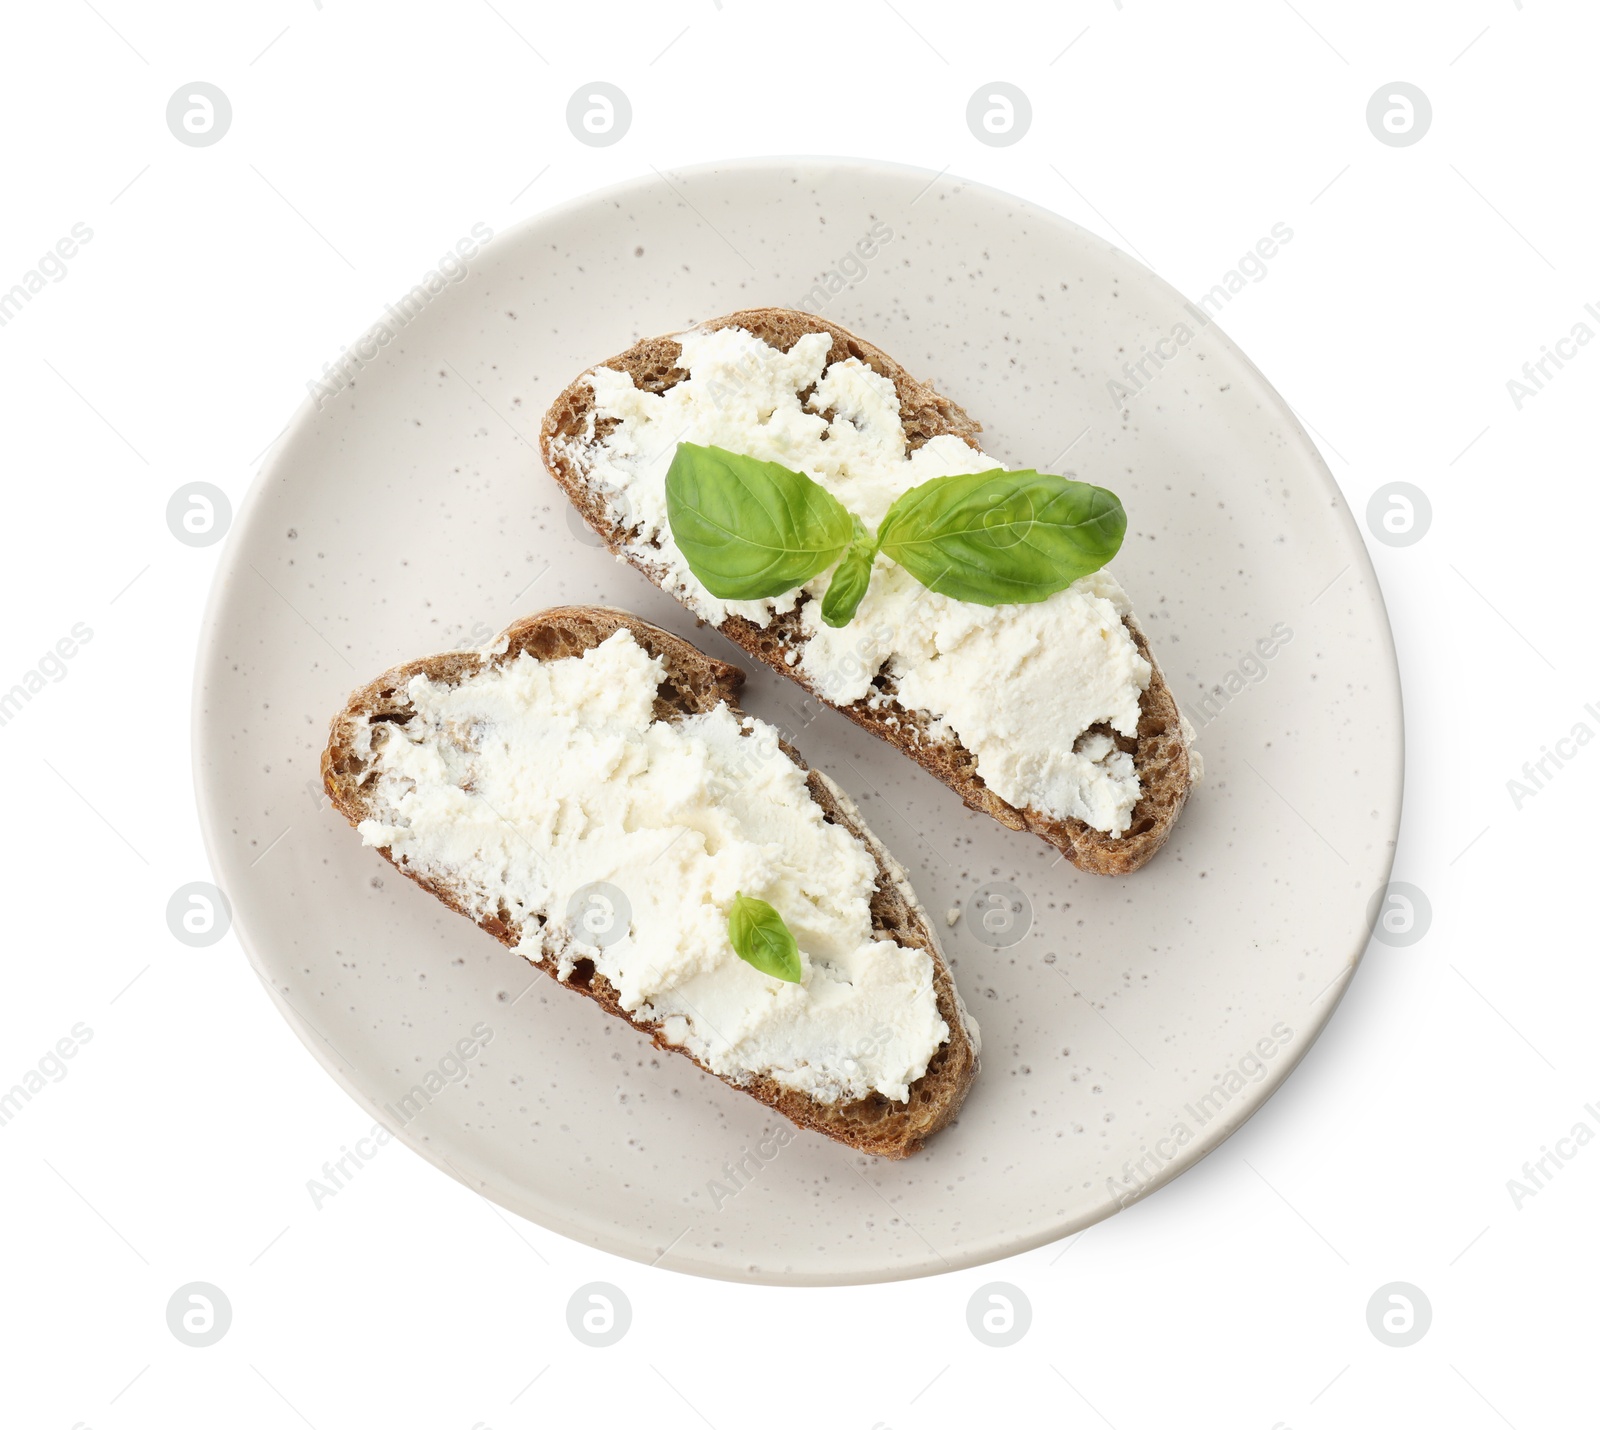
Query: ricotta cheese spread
[
  {"left": 351, "top": 627, "right": 952, "bottom": 1104},
  {"left": 562, "top": 326, "right": 1157, "bottom": 835}
]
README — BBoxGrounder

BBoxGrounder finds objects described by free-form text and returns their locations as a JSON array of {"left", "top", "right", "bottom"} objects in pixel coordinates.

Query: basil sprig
[
  {"left": 818, "top": 517, "right": 877, "bottom": 628},
  {"left": 664, "top": 443, "right": 1124, "bottom": 626},
  {"left": 727, "top": 891, "right": 802, "bottom": 983}
]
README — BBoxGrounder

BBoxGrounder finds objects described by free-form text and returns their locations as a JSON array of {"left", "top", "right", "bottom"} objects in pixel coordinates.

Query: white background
[{"left": 2, "top": 1, "right": 1595, "bottom": 1426}]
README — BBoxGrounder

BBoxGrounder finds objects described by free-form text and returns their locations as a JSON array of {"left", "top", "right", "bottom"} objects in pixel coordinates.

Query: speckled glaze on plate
[{"left": 194, "top": 157, "right": 1402, "bottom": 1285}]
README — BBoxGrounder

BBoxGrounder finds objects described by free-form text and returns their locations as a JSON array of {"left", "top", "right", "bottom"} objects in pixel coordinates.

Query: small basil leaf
[
  {"left": 819, "top": 517, "right": 878, "bottom": 629},
  {"left": 665, "top": 442, "right": 855, "bottom": 601},
  {"left": 727, "top": 891, "right": 803, "bottom": 984},
  {"left": 877, "top": 468, "right": 1125, "bottom": 605}
]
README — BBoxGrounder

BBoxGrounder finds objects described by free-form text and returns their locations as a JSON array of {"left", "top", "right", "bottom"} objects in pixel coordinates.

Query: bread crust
[
  {"left": 322, "top": 605, "right": 977, "bottom": 1159},
  {"left": 539, "top": 308, "right": 1194, "bottom": 874}
]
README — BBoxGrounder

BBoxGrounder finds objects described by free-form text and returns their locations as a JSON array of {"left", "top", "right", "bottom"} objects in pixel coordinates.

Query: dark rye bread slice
[
  {"left": 540, "top": 307, "right": 1194, "bottom": 875},
  {"left": 322, "top": 605, "right": 977, "bottom": 1159}
]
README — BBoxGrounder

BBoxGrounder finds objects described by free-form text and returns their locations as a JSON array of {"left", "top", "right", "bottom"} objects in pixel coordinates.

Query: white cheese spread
[
  {"left": 563, "top": 326, "right": 1158, "bottom": 835},
  {"left": 351, "top": 627, "right": 952, "bottom": 1104}
]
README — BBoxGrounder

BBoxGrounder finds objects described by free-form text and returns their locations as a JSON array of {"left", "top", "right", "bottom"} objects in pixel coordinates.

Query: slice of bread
[
  {"left": 322, "top": 605, "right": 978, "bottom": 1159},
  {"left": 540, "top": 308, "right": 1194, "bottom": 875}
]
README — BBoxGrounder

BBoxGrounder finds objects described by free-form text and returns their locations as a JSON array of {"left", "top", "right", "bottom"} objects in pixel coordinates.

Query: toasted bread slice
[
  {"left": 540, "top": 308, "right": 1194, "bottom": 875},
  {"left": 322, "top": 606, "right": 978, "bottom": 1159}
]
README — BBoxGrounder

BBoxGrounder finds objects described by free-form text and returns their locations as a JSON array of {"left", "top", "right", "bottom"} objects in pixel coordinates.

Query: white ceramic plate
[{"left": 195, "top": 157, "right": 1401, "bottom": 1285}]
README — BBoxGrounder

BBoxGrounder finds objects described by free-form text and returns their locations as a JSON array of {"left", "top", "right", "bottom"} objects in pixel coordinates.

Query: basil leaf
[
  {"left": 877, "top": 468, "right": 1125, "bottom": 606},
  {"left": 819, "top": 517, "right": 878, "bottom": 629},
  {"left": 727, "top": 891, "right": 803, "bottom": 983},
  {"left": 665, "top": 443, "right": 855, "bottom": 600}
]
